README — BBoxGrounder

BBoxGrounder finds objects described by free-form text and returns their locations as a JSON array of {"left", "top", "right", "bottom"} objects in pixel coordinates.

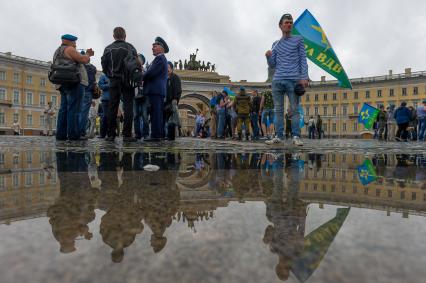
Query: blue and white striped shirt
[{"left": 267, "top": 35, "right": 309, "bottom": 81}]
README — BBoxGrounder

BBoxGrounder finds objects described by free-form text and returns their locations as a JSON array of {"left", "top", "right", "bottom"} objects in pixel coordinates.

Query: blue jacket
[
  {"left": 98, "top": 74, "right": 110, "bottom": 101},
  {"left": 394, "top": 106, "right": 411, "bottom": 124},
  {"left": 84, "top": 63, "right": 97, "bottom": 93},
  {"left": 143, "top": 54, "right": 168, "bottom": 97}
]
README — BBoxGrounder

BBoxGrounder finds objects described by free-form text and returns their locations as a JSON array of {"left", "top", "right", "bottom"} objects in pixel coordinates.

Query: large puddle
[{"left": 0, "top": 150, "right": 425, "bottom": 282}]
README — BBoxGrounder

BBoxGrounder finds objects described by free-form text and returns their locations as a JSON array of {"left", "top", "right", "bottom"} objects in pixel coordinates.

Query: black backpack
[
  {"left": 48, "top": 46, "right": 81, "bottom": 86},
  {"left": 123, "top": 45, "right": 142, "bottom": 88}
]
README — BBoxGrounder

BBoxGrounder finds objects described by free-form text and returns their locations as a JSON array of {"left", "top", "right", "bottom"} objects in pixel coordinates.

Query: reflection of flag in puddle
[
  {"left": 292, "top": 207, "right": 350, "bottom": 282},
  {"left": 357, "top": 159, "right": 377, "bottom": 186}
]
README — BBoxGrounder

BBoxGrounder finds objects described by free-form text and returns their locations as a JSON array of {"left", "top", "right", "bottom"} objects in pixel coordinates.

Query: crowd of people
[
  {"left": 51, "top": 27, "right": 182, "bottom": 142},
  {"left": 373, "top": 100, "right": 426, "bottom": 141}
]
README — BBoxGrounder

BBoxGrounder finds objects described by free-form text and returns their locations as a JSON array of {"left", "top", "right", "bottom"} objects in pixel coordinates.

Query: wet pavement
[{"left": 0, "top": 136, "right": 426, "bottom": 283}]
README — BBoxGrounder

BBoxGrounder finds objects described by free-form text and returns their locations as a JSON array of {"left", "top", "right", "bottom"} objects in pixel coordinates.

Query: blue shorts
[{"left": 262, "top": 109, "right": 274, "bottom": 125}]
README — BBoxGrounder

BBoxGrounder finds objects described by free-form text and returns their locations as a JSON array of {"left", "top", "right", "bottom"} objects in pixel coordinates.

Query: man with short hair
[
  {"left": 165, "top": 61, "right": 182, "bottom": 140},
  {"left": 142, "top": 37, "right": 169, "bottom": 141},
  {"left": 44, "top": 101, "right": 56, "bottom": 136},
  {"left": 101, "top": 27, "right": 140, "bottom": 142},
  {"left": 79, "top": 52, "right": 97, "bottom": 138},
  {"left": 265, "top": 13, "right": 309, "bottom": 146},
  {"left": 250, "top": 90, "right": 261, "bottom": 139},
  {"left": 417, "top": 100, "right": 426, "bottom": 141},
  {"left": 53, "top": 34, "right": 93, "bottom": 141}
]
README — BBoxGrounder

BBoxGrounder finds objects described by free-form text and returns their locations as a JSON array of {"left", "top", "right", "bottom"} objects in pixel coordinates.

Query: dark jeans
[
  {"left": 147, "top": 94, "right": 164, "bottom": 139},
  {"left": 308, "top": 126, "right": 316, "bottom": 139},
  {"left": 79, "top": 89, "right": 92, "bottom": 136},
  {"left": 396, "top": 122, "right": 409, "bottom": 141},
  {"left": 56, "top": 84, "right": 83, "bottom": 140},
  {"left": 250, "top": 112, "right": 260, "bottom": 138},
  {"left": 317, "top": 128, "right": 322, "bottom": 139},
  {"left": 107, "top": 83, "right": 134, "bottom": 138},
  {"left": 419, "top": 117, "right": 426, "bottom": 141},
  {"left": 100, "top": 100, "right": 109, "bottom": 138},
  {"left": 134, "top": 96, "right": 150, "bottom": 139}
]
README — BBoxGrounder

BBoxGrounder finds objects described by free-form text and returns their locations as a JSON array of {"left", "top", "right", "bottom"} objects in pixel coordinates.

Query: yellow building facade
[
  {"left": 0, "top": 52, "right": 60, "bottom": 135},
  {"left": 302, "top": 69, "right": 426, "bottom": 138}
]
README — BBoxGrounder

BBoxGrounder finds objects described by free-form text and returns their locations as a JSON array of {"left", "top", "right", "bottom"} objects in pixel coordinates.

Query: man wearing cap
[
  {"left": 53, "top": 34, "right": 94, "bottom": 141},
  {"left": 142, "top": 37, "right": 169, "bottom": 141},
  {"left": 165, "top": 61, "right": 182, "bottom": 140},
  {"left": 265, "top": 13, "right": 309, "bottom": 146},
  {"left": 417, "top": 100, "right": 426, "bottom": 141},
  {"left": 101, "top": 27, "right": 139, "bottom": 142}
]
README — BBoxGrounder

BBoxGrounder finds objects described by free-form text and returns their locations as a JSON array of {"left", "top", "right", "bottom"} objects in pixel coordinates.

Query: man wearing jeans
[
  {"left": 265, "top": 13, "right": 308, "bottom": 146},
  {"left": 417, "top": 100, "right": 426, "bottom": 141}
]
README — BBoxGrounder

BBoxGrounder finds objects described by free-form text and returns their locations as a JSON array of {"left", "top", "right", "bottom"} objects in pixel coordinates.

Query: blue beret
[
  {"left": 61, "top": 34, "right": 78, "bottom": 41},
  {"left": 240, "top": 86, "right": 245, "bottom": 91},
  {"left": 154, "top": 36, "right": 169, "bottom": 53}
]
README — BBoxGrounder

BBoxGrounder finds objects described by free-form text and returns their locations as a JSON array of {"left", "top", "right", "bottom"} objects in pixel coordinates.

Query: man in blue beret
[
  {"left": 142, "top": 37, "right": 169, "bottom": 141},
  {"left": 53, "top": 34, "right": 94, "bottom": 141}
]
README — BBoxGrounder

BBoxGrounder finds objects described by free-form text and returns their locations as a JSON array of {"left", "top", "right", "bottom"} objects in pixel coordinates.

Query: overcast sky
[{"left": 2, "top": 0, "right": 426, "bottom": 82}]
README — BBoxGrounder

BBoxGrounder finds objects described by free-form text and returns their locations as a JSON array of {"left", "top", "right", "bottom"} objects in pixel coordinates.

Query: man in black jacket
[
  {"left": 101, "top": 27, "right": 140, "bottom": 142},
  {"left": 165, "top": 62, "right": 182, "bottom": 140}
]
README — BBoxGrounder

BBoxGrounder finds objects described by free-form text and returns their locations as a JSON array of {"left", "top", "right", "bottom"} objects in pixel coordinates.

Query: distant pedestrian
[
  {"left": 386, "top": 105, "right": 397, "bottom": 141},
  {"left": 417, "top": 100, "right": 426, "bottom": 141},
  {"left": 394, "top": 101, "right": 411, "bottom": 141},
  {"left": 87, "top": 101, "right": 97, "bottom": 138},
  {"left": 12, "top": 120, "right": 20, "bottom": 135},
  {"left": 165, "top": 61, "right": 182, "bottom": 140},
  {"left": 307, "top": 116, "right": 316, "bottom": 139},
  {"left": 376, "top": 105, "right": 387, "bottom": 140},
  {"left": 98, "top": 74, "right": 110, "bottom": 138},
  {"left": 44, "top": 101, "right": 56, "bottom": 136},
  {"left": 316, "top": 115, "right": 323, "bottom": 139}
]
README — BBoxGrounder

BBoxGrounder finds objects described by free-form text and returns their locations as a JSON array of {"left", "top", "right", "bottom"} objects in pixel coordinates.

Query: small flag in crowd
[
  {"left": 357, "top": 159, "right": 377, "bottom": 185},
  {"left": 358, "top": 103, "right": 380, "bottom": 129}
]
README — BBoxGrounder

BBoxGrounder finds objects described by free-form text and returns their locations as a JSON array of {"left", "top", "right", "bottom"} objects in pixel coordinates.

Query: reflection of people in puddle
[
  {"left": 139, "top": 152, "right": 180, "bottom": 253},
  {"left": 47, "top": 152, "right": 99, "bottom": 253},
  {"left": 99, "top": 152, "right": 144, "bottom": 263},
  {"left": 263, "top": 154, "right": 307, "bottom": 281}
]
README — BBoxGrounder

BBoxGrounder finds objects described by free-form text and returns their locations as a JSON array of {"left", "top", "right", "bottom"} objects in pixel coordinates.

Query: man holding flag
[{"left": 265, "top": 13, "right": 308, "bottom": 146}]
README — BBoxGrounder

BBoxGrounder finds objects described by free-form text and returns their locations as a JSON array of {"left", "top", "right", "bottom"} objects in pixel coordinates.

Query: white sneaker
[
  {"left": 265, "top": 137, "right": 284, "bottom": 145},
  {"left": 292, "top": 136, "right": 303, "bottom": 146}
]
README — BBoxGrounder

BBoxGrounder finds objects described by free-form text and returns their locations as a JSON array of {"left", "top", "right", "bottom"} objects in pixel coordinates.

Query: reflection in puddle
[{"left": 0, "top": 150, "right": 426, "bottom": 282}]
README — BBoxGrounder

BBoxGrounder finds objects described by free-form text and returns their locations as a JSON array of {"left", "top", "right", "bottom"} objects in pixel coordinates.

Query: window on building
[
  {"left": 0, "top": 113, "right": 4, "bottom": 125},
  {"left": 342, "top": 106, "right": 347, "bottom": 116},
  {"left": 26, "top": 92, "right": 33, "bottom": 105},
  {"left": 0, "top": 153, "right": 4, "bottom": 165},
  {"left": 13, "top": 113, "right": 19, "bottom": 123},
  {"left": 26, "top": 75, "right": 32, "bottom": 84},
  {"left": 40, "top": 115, "right": 45, "bottom": 126},
  {"left": 365, "top": 90, "right": 370, "bottom": 98},
  {"left": 306, "top": 94, "right": 310, "bottom": 101},
  {"left": 314, "top": 106, "right": 318, "bottom": 115},
  {"left": 0, "top": 71, "right": 6, "bottom": 80},
  {"left": 13, "top": 174, "right": 19, "bottom": 188},
  {"left": 51, "top": 96, "right": 57, "bottom": 106},
  {"left": 40, "top": 78, "right": 46, "bottom": 87},
  {"left": 388, "top": 190, "right": 392, "bottom": 198},
  {"left": 333, "top": 93, "right": 337, "bottom": 100},
  {"left": 353, "top": 122, "right": 358, "bottom": 131},
  {"left": 389, "top": 89, "right": 394, "bottom": 97},
  {"left": 354, "top": 91, "right": 359, "bottom": 99},
  {"left": 412, "top": 192, "right": 417, "bottom": 200},
  {"left": 26, "top": 114, "right": 33, "bottom": 126},
  {"left": 39, "top": 172, "right": 45, "bottom": 185},
  {"left": 315, "top": 94, "right": 318, "bottom": 101},
  {"left": 25, "top": 173, "right": 33, "bottom": 186},
  {"left": 306, "top": 107, "right": 310, "bottom": 116},
  {"left": 402, "top": 87, "right": 407, "bottom": 96},
  {"left": 27, "top": 152, "right": 32, "bottom": 164},
  {"left": 323, "top": 106, "right": 328, "bottom": 115},
  {"left": 0, "top": 176, "right": 4, "bottom": 190},
  {"left": 0, "top": 88, "right": 5, "bottom": 100},
  {"left": 332, "top": 123, "right": 336, "bottom": 132},
  {"left": 13, "top": 153, "right": 19, "bottom": 164},
  {"left": 354, "top": 104, "right": 359, "bottom": 114},
  {"left": 413, "top": 86, "right": 418, "bottom": 95},
  {"left": 343, "top": 123, "right": 347, "bottom": 132},
  {"left": 323, "top": 93, "right": 328, "bottom": 101},
  {"left": 377, "top": 89, "right": 382, "bottom": 97},
  {"left": 40, "top": 94, "right": 46, "bottom": 106},
  {"left": 323, "top": 124, "right": 327, "bottom": 132},
  {"left": 13, "top": 89, "right": 19, "bottom": 104},
  {"left": 13, "top": 72, "right": 19, "bottom": 83},
  {"left": 343, "top": 92, "right": 347, "bottom": 100},
  {"left": 401, "top": 191, "right": 405, "bottom": 199}
]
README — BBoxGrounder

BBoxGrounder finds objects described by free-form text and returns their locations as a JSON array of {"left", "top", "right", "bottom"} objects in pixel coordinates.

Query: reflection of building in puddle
[
  {"left": 0, "top": 150, "right": 59, "bottom": 224},
  {"left": 300, "top": 153, "right": 426, "bottom": 215}
]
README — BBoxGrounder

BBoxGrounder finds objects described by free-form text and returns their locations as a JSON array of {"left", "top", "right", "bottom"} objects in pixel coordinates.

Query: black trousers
[
  {"left": 396, "top": 122, "right": 409, "bottom": 140},
  {"left": 107, "top": 83, "right": 134, "bottom": 138}
]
